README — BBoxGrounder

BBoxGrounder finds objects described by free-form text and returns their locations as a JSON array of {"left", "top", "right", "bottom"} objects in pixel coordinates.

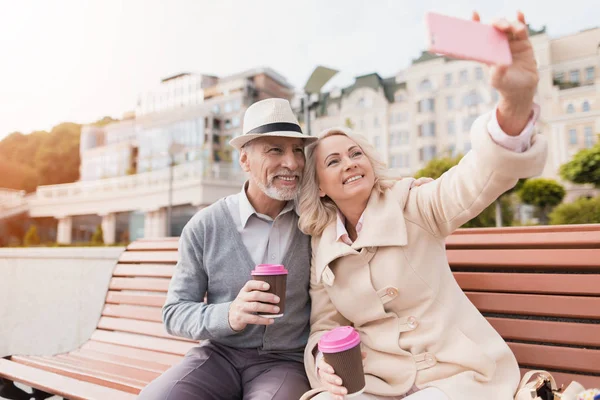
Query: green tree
[
  {"left": 414, "top": 155, "right": 463, "bottom": 180},
  {"left": 559, "top": 139, "right": 600, "bottom": 188},
  {"left": 518, "top": 178, "right": 566, "bottom": 224},
  {"left": 549, "top": 196, "right": 600, "bottom": 225},
  {"left": 24, "top": 225, "right": 41, "bottom": 246},
  {"left": 344, "top": 118, "right": 355, "bottom": 129},
  {"left": 91, "top": 224, "right": 104, "bottom": 245},
  {"left": 415, "top": 155, "right": 516, "bottom": 227}
]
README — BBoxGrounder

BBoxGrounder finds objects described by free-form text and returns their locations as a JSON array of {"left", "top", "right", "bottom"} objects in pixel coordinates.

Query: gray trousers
[{"left": 138, "top": 341, "right": 310, "bottom": 400}]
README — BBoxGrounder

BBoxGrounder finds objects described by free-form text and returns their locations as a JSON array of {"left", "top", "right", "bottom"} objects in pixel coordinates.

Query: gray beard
[{"left": 253, "top": 175, "right": 298, "bottom": 201}]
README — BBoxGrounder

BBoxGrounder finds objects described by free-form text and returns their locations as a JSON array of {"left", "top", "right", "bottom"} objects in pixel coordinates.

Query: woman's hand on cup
[
  {"left": 317, "top": 352, "right": 367, "bottom": 400},
  {"left": 317, "top": 357, "right": 347, "bottom": 400}
]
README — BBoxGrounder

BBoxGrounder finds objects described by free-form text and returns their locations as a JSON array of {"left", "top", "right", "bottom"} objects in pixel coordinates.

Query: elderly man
[{"left": 138, "top": 98, "right": 318, "bottom": 400}]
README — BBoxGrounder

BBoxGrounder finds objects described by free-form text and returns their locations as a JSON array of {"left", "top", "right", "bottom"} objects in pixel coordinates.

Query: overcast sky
[{"left": 0, "top": 0, "right": 597, "bottom": 138}]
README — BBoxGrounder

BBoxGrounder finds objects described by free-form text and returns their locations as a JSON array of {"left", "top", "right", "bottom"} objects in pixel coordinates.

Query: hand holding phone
[{"left": 425, "top": 12, "right": 512, "bottom": 66}]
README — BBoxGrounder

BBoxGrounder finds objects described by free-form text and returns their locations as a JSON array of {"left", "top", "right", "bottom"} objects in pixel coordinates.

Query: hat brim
[{"left": 229, "top": 131, "right": 318, "bottom": 150}]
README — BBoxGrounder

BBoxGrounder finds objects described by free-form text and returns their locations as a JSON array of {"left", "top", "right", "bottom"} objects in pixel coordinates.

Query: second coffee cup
[
  {"left": 251, "top": 264, "right": 288, "bottom": 318},
  {"left": 318, "top": 326, "right": 366, "bottom": 397}
]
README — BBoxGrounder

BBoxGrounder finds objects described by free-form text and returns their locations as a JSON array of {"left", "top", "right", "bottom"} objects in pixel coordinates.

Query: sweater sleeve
[{"left": 162, "top": 217, "right": 238, "bottom": 340}]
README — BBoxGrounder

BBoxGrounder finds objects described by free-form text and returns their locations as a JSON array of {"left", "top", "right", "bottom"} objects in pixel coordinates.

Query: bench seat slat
[
  {"left": 448, "top": 248, "right": 600, "bottom": 269},
  {"left": 112, "top": 264, "right": 175, "bottom": 278},
  {"left": 10, "top": 355, "right": 146, "bottom": 394},
  {"left": 466, "top": 292, "right": 600, "bottom": 319},
  {"left": 109, "top": 277, "right": 171, "bottom": 292},
  {"left": 126, "top": 241, "right": 179, "bottom": 251},
  {"left": 102, "top": 304, "right": 162, "bottom": 322},
  {"left": 455, "top": 272, "right": 600, "bottom": 296},
  {"left": 0, "top": 359, "right": 137, "bottom": 400},
  {"left": 510, "top": 342, "right": 600, "bottom": 374},
  {"left": 69, "top": 349, "right": 171, "bottom": 373},
  {"left": 91, "top": 330, "right": 196, "bottom": 356},
  {"left": 118, "top": 251, "right": 178, "bottom": 264},
  {"left": 105, "top": 291, "right": 166, "bottom": 307},
  {"left": 97, "top": 316, "right": 195, "bottom": 343},
  {"left": 487, "top": 317, "right": 600, "bottom": 347},
  {"left": 446, "top": 230, "right": 600, "bottom": 249},
  {"left": 51, "top": 354, "right": 160, "bottom": 383},
  {"left": 82, "top": 341, "right": 182, "bottom": 366}
]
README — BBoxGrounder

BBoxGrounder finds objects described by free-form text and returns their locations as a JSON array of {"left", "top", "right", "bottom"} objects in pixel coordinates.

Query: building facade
[
  {"left": 20, "top": 68, "right": 295, "bottom": 244},
  {"left": 307, "top": 27, "right": 600, "bottom": 200}
]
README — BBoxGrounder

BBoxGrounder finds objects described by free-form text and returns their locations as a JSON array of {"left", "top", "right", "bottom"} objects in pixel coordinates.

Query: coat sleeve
[
  {"left": 304, "top": 240, "right": 353, "bottom": 389},
  {"left": 401, "top": 110, "right": 547, "bottom": 238}
]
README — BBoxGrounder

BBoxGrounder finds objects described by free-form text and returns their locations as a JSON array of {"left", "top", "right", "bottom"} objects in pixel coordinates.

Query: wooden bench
[
  {"left": 447, "top": 224, "right": 600, "bottom": 389},
  {"left": 0, "top": 238, "right": 186, "bottom": 400},
  {"left": 1, "top": 225, "right": 599, "bottom": 399}
]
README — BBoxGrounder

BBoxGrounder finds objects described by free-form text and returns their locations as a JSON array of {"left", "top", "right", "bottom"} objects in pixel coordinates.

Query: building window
[
  {"left": 419, "top": 122, "right": 436, "bottom": 137},
  {"left": 396, "top": 112, "right": 406, "bottom": 123},
  {"left": 374, "top": 136, "right": 381, "bottom": 149},
  {"left": 224, "top": 102, "right": 233, "bottom": 113},
  {"left": 584, "top": 127, "right": 594, "bottom": 148},
  {"left": 463, "top": 90, "right": 482, "bottom": 107},
  {"left": 448, "top": 144, "right": 456, "bottom": 156},
  {"left": 554, "top": 72, "right": 564, "bottom": 83},
  {"left": 418, "top": 98, "right": 435, "bottom": 113},
  {"left": 586, "top": 66, "right": 595, "bottom": 81},
  {"left": 233, "top": 98, "right": 242, "bottom": 111},
  {"left": 374, "top": 116, "right": 379, "bottom": 127},
  {"left": 569, "top": 129, "right": 577, "bottom": 145},
  {"left": 395, "top": 93, "right": 405, "bottom": 102},
  {"left": 389, "top": 114, "right": 395, "bottom": 125},
  {"left": 475, "top": 67, "right": 484, "bottom": 80},
  {"left": 447, "top": 120, "right": 455, "bottom": 135},
  {"left": 419, "top": 79, "right": 433, "bottom": 91},
  {"left": 446, "top": 96, "right": 454, "bottom": 110},
  {"left": 566, "top": 104, "right": 575, "bottom": 114},
  {"left": 358, "top": 97, "right": 366, "bottom": 108},
  {"left": 445, "top": 73, "right": 452, "bottom": 86},
  {"left": 360, "top": 119, "right": 365, "bottom": 130},
  {"left": 491, "top": 89, "right": 499, "bottom": 103},
  {"left": 225, "top": 119, "right": 232, "bottom": 129},
  {"left": 570, "top": 70, "right": 580, "bottom": 83},
  {"left": 419, "top": 145, "right": 437, "bottom": 162},
  {"left": 212, "top": 104, "right": 220, "bottom": 114},
  {"left": 459, "top": 70, "right": 468, "bottom": 83},
  {"left": 232, "top": 116, "right": 241, "bottom": 127},
  {"left": 582, "top": 100, "right": 590, "bottom": 112}
]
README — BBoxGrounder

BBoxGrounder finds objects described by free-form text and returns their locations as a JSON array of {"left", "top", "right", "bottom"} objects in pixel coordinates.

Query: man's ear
[{"left": 240, "top": 149, "right": 251, "bottom": 172}]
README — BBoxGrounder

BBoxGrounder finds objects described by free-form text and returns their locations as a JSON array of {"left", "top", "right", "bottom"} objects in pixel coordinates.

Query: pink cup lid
[
  {"left": 318, "top": 326, "right": 361, "bottom": 353},
  {"left": 251, "top": 264, "right": 288, "bottom": 276}
]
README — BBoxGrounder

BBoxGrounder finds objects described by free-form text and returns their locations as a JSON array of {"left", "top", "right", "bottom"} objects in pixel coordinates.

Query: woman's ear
[{"left": 319, "top": 187, "right": 326, "bottom": 197}]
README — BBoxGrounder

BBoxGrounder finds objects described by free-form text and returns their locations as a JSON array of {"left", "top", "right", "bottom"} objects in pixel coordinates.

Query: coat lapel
[{"left": 314, "top": 185, "right": 409, "bottom": 285}]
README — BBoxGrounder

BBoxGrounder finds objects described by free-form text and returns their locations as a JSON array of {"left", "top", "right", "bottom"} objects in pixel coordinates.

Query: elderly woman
[{"left": 298, "top": 12, "right": 548, "bottom": 400}]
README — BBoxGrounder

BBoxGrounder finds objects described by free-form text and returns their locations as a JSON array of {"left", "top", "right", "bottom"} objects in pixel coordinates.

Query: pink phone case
[{"left": 425, "top": 12, "right": 512, "bottom": 66}]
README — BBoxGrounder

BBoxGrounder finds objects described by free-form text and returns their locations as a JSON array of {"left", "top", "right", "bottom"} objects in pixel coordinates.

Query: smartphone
[{"left": 425, "top": 12, "right": 512, "bottom": 66}]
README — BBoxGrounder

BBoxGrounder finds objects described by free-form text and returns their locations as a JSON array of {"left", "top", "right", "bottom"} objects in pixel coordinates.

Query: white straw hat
[{"left": 229, "top": 98, "right": 317, "bottom": 150}]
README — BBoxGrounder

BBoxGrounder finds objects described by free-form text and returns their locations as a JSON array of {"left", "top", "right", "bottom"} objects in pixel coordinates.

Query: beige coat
[{"left": 302, "top": 113, "right": 548, "bottom": 400}]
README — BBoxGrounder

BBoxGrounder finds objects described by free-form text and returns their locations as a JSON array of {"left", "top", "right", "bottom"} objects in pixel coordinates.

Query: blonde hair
[{"left": 298, "top": 127, "right": 402, "bottom": 237}]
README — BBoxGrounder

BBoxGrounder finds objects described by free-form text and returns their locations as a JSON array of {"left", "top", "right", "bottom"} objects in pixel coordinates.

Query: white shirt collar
[{"left": 238, "top": 181, "right": 297, "bottom": 228}]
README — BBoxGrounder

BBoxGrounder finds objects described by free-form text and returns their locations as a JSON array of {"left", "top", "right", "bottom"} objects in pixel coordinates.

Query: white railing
[
  {"left": 33, "top": 161, "right": 246, "bottom": 201},
  {"left": 0, "top": 189, "right": 26, "bottom": 209}
]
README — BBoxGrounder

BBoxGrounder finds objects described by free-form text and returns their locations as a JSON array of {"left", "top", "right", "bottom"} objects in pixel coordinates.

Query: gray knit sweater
[{"left": 162, "top": 198, "right": 311, "bottom": 359}]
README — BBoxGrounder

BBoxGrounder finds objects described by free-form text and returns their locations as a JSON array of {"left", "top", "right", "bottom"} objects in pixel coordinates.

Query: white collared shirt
[
  {"left": 225, "top": 182, "right": 298, "bottom": 266},
  {"left": 336, "top": 104, "right": 540, "bottom": 245}
]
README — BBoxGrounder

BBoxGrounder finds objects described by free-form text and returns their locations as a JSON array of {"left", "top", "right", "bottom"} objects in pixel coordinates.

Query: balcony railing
[{"left": 33, "top": 161, "right": 246, "bottom": 202}]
